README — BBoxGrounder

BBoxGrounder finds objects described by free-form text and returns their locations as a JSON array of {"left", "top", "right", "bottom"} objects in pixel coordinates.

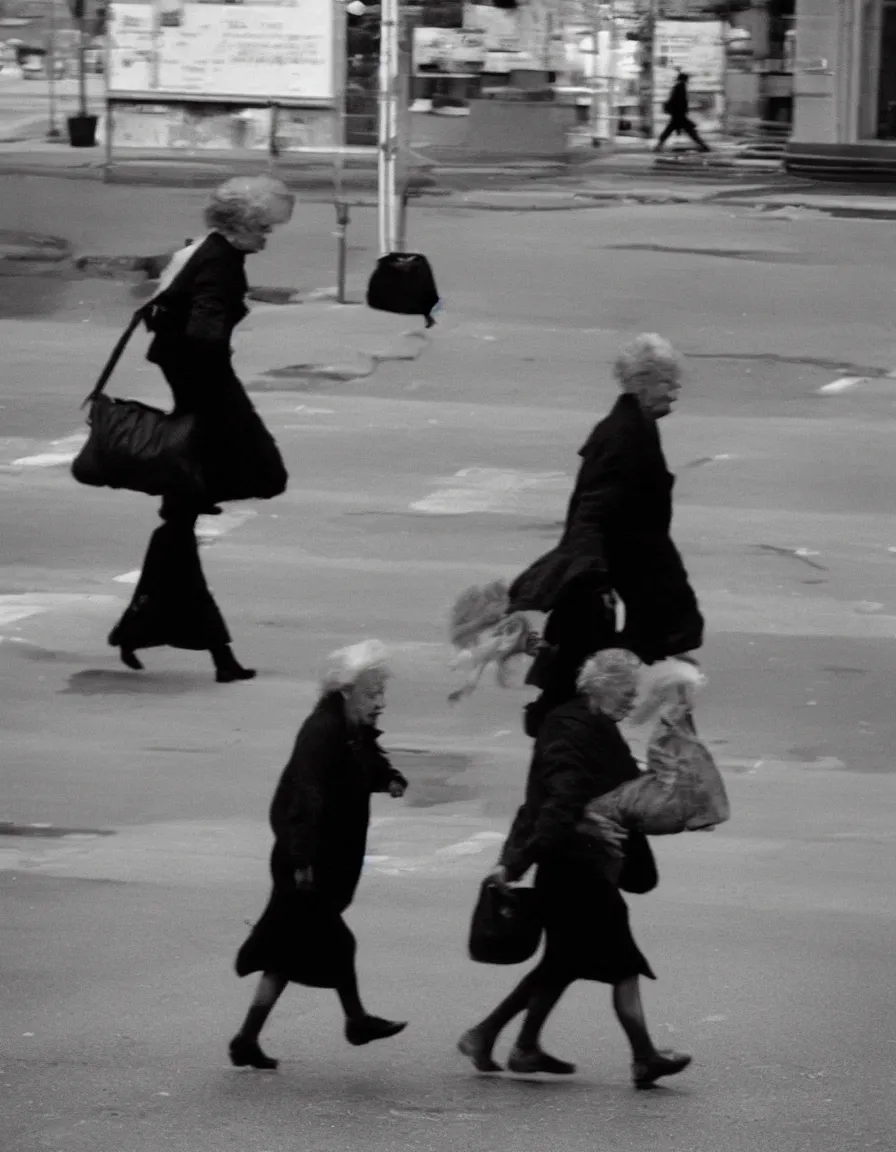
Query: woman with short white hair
[
  {"left": 508, "top": 332, "right": 704, "bottom": 737},
  {"left": 231, "top": 641, "right": 409, "bottom": 1069},
  {"left": 460, "top": 648, "right": 691, "bottom": 1089},
  {"left": 108, "top": 175, "right": 294, "bottom": 682}
]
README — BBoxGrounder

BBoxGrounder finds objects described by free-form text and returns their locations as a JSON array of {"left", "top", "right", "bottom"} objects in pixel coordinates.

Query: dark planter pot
[{"left": 67, "top": 114, "right": 98, "bottom": 148}]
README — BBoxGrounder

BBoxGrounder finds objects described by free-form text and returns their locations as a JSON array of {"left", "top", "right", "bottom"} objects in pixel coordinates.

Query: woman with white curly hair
[
  {"left": 108, "top": 175, "right": 294, "bottom": 682},
  {"left": 459, "top": 648, "right": 691, "bottom": 1089},
  {"left": 231, "top": 641, "right": 409, "bottom": 1069},
  {"left": 508, "top": 333, "right": 705, "bottom": 737}
]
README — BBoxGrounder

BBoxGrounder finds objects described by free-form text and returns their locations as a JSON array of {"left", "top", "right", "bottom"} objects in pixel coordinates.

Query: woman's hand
[
  {"left": 486, "top": 865, "right": 512, "bottom": 891},
  {"left": 583, "top": 812, "right": 627, "bottom": 856},
  {"left": 388, "top": 779, "right": 407, "bottom": 799}
]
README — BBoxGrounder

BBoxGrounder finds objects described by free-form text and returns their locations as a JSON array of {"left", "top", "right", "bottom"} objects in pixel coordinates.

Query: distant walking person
[
  {"left": 655, "top": 72, "right": 710, "bottom": 153},
  {"left": 108, "top": 175, "right": 293, "bottom": 682},
  {"left": 230, "top": 642, "right": 409, "bottom": 1070}
]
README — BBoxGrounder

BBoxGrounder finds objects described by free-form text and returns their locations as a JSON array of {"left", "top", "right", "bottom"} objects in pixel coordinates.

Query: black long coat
[
  {"left": 665, "top": 78, "right": 689, "bottom": 119},
  {"left": 144, "top": 231, "right": 287, "bottom": 505},
  {"left": 510, "top": 393, "right": 704, "bottom": 668},
  {"left": 235, "top": 693, "right": 408, "bottom": 988},
  {"left": 500, "top": 697, "right": 657, "bottom": 984}
]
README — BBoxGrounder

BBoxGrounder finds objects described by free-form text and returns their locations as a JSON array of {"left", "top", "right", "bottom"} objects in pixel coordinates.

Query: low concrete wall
[
  {"left": 411, "top": 100, "right": 576, "bottom": 163},
  {"left": 785, "top": 142, "right": 896, "bottom": 181}
]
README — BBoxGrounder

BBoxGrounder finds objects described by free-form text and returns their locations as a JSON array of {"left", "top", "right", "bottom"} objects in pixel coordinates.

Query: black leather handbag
[
  {"left": 71, "top": 308, "right": 205, "bottom": 499},
  {"left": 468, "top": 879, "right": 542, "bottom": 966},
  {"left": 366, "top": 252, "right": 439, "bottom": 328}
]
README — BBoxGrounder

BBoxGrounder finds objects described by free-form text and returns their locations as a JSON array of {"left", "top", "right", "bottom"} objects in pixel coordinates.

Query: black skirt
[
  {"left": 108, "top": 518, "right": 230, "bottom": 653},
  {"left": 535, "top": 855, "right": 655, "bottom": 984},
  {"left": 235, "top": 889, "right": 356, "bottom": 989},
  {"left": 235, "top": 846, "right": 359, "bottom": 989}
]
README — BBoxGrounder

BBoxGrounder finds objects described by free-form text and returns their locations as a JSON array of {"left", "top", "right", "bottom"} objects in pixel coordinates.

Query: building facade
[{"left": 788, "top": 0, "right": 896, "bottom": 172}]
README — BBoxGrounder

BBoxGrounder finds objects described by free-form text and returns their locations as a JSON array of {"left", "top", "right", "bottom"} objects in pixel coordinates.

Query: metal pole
[
  {"left": 386, "top": 0, "right": 400, "bottom": 251},
  {"left": 77, "top": 13, "right": 88, "bottom": 117},
  {"left": 335, "top": 201, "right": 350, "bottom": 303},
  {"left": 377, "top": 0, "right": 389, "bottom": 255},
  {"left": 46, "top": 0, "right": 61, "bottom": 139},
  {"left": 333, "top": 1, "right": 349, "bottom": 298},
  {"left": 268, "top": 102, "right": 280, "bottom": 170},
  {"left": 589, "top": 6, "right": 600, "bottom": 143},
  {"left": 639, "top": 0, "right": 657, "bottom": 141},
  {"left": 395, "top": 40, "right": 411, "bottom": 253},
  {"left": 607, "top": 0, "right": 617, "bottom": 145},
  {"left": 377, "top": 0, "right": 398, "bottom": 255}
]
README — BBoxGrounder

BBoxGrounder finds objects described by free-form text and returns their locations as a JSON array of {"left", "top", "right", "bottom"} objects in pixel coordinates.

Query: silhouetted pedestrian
[{"left": 655, "top": 72, "right": 710, "bottom": 153}]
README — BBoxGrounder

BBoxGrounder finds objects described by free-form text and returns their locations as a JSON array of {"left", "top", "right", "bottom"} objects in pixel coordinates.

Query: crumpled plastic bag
[
  {"left": 577, "top": 660, "right": 730, "bottom": 852},
  {"left": 583, "top": 704, "right": 730, "bottom": 837}
]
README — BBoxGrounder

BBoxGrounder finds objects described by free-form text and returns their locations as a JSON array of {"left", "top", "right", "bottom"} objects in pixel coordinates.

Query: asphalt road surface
[{"left": 2, "top": 191, "right": 895, "bottom": 1152}]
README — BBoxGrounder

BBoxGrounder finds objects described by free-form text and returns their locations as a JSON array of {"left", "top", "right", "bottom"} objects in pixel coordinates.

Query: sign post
[{"left": 46, "top": 0, "right": 62, "bottom": 139}]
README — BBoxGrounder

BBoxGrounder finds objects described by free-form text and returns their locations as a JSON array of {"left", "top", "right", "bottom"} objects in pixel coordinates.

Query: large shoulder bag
[{"left": 71, "top": 308, "right": 205, "bottom": 500}]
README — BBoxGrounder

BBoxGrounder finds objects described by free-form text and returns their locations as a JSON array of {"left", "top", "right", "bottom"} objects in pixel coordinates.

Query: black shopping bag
[
  {"left": 468, "top": 879, "right": 542, "bottom": 966},
  {"left": 366, "top": 252, "right": 439, "bottom": 328},
  {"left": 71, "top": 308, "right": 205, "bottom": 499}
]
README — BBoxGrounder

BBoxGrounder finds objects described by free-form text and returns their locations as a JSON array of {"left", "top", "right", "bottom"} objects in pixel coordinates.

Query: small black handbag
[
  {"left": 71, "top": 308, "right": 205, "bottom": 500},
  {"left": 468, "top": 878, "right": 542, "bottom": 966},
  {"left": 366, "top": 252, "right": 439, "bottom": 328}
]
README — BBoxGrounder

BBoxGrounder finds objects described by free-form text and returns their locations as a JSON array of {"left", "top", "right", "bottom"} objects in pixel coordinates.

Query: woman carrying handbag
[
  {"left": 458, "top": 649, "right": 692, "bottom": 1089},
  {"left": 98, "top": 175, "right": 293, "bottom": 682}
]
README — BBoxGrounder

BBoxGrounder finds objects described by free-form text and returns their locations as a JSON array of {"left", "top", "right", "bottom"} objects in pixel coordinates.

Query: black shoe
[
  {"left": 507, "top": 1046, "right": 576, "bottom": 1076},
  {"left": 119, "top": 647, "right": 144, "bottom": 671},
  {"left": 632, "top": 1049, "right": 692, "bottom": 1088},
  {"left": 212, "top": 644, "right": 257, "bottom": 684},
  {"left": 229, "top": 1036, "right": 279, "bottom": 1071},
  {"left": 345, "top": 1016, "right": 407, "bottom": 1047},
  {"left": 458, "top": 1028, "right": 502, "bottom": 1073}
]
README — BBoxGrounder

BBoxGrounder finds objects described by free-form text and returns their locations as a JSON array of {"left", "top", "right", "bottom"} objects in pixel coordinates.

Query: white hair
[
  {"left": 628, "top": 657, "right": 706, "bottom": 726},
  {"left": 320, "top": 640, "right": 390, "bottom": 695},
  {"left": 614, "top": 333, "right": 681, "bottom": 393},
  {"left": 204, "top": 175, "right": 295, "bottom": 238},
  {"left": 577, "top": 648, "right": 641, "bottom": 701}
]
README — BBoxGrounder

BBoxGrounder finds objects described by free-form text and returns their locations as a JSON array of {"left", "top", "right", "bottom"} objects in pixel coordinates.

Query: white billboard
[
  {"left": 653, "top": 20, "right": 725, "bottom": 95},
  {"left": 106, "top": 0, "right": 335, "bottom": 104},
  {"left": 653, "top": 20, "right": 726, "bottom": 134}
]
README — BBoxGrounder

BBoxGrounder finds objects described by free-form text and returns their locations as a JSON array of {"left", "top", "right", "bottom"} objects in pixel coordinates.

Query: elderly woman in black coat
[
  {"left": 509, "top": 333, "right": 704, "bottom": 736},
  {"left": 458, "top": 648, "right": 691, "bottom": 1089},
  {"left": 108, "top": 175, "right": 292, "bottom": 682},
  {"left": 230, "top": 641, "right": 409, "bottom": 1070}
]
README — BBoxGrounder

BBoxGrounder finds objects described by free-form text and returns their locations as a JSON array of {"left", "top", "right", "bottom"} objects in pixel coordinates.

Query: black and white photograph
[{"left": 1, "top": 1, "right": 894, "bottom": 1150}]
